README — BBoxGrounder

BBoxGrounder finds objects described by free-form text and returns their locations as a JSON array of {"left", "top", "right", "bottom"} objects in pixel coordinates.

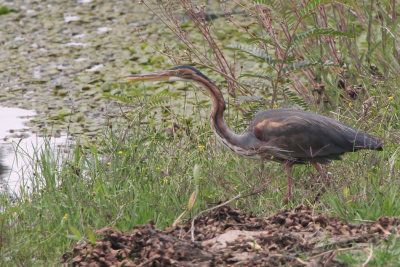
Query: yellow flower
[
  {"left": 156, "top": 167, "right": 161, "bottom": 170},
  {"left": 273, "top": 105, "right": 278, "bottom": 109},
  {"left": 63, "top": 214, "right": 68, "bottom": 220},
  {"left": 107, "top": 162, "right": 111, "bottom": 166},
  {"left": 163, "top": 178, "right": 168, "bottom": 183},
  {"left": 388, "top": 96, "right": 393, "bottom": 100},
  {"left": 270, "top": 156, "right": 274, "bottom": 160},
  {"left": 118, "top": 151, "right": 123, "bottom": 155},
  {"left": 198, "top": 145, "right": 205, "bottom": 149},
  {"left": 349, "top": 102, "right": 353, "bottom": 107}
]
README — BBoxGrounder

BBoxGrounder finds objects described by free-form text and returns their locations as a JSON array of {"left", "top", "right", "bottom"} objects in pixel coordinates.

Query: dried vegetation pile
[{"left": 63, "top": 205, "right": 399, "bottom": 266}]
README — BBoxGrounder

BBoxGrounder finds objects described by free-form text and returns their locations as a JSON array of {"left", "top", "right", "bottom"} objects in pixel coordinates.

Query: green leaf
[
  {"left": 0, "top": 5, "right": 10, "bottom": 15},
  {"left": 291, "top": 27, "right": 355, "bottom": 47},
  {"left": 146, "top": 90, "right": 176, "bottom": 108},
  {"left": 282, "top": 87, "right": 309, "bottom": 110},
  {"left": 103, "top": 93, "right": 132, "bottom": 104},
  {"left": 87, "top": 227, "right": 96, "bottom": 245},
  {"left": 252, "top": 0, "right": 279, "bottom": 8},
  {"left": 239, "top": 73, "right": 273, "bottom": 81},
  {"left": 245, "top": 37, "right": 276, "bottom": 47},
  {"left": 253, "top": 0, "right": 267, "bottom": 5},
  {"left": 69, "top": 225, "right": 82, "bottom": 240},
  {"left": 282, "top": 60, "right": 336, "bottom": 73},
  {"left": 241, "top": 102, "right": 265, "bottom": 123},
  {"left": 231, "top": 43, "right": 277, "bottom": 65},
  {"left": 299, "top": 0, "right": 330, "bottom": 18},
  {"left": 299, "top": 0, "right": 357, "bottom": 19},
  {"left": 193, "top": 164, "right": 201, "bottom": 182},
  {"left": 66, "top": 235, "right": 81, "bottom": 241}
]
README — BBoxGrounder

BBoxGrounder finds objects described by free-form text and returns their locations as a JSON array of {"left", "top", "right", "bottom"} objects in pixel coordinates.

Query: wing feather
[{"left": 248, "top": 109, "right": 382, "bottom": 162}]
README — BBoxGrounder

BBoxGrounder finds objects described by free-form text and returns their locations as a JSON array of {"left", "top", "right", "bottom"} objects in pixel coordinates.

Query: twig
[
  {"left": 190, "top": 193, "right": 241, "bottom": 242},
  {"left": 109, "top": 103, "right": 143, "bottom": 156},
  {"left": 352, "top": 219, "right": 375, "bottom": 223},
  {"left": 387, "top": 146, "right": 400, "bottom": 182},
  {"left": 313, "top": 234, "right": 375, "bottom": 249},
  {"left": 323, "top": 250, "right": 338, "bottom": 267},
  {"left": 308, "top": 245, "right": 366, "bottom": 260},
  {"left": 104, "top": 204, "right": 127, "bottom": 228},
  {"left": 362, "top": 245, "right": 374, "bottom": 267},
  {"left": 295, "top": 257, "right": 308, "bottom": 265},
  {"left": 241, "top": 184, "right": 269, "bottom": 199}
]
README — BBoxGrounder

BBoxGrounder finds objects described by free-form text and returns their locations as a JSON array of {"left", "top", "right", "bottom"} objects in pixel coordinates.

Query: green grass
[
  {"left": 336, "top": 233, "right": 400, "bottom": 266},
  {"left": 0, "top": 90, "right": 397, "bottom": 265},
  {"left": 0, "top": 6, "right": 10, "bottom": 15},
  {"left": 1, "top": 0, "right": 400, "bottom": 265}
]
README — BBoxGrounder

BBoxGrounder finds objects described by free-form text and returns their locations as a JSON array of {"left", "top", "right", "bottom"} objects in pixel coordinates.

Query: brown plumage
[{"left": 126, "top": 65, "right": 383, "bottom": 200}]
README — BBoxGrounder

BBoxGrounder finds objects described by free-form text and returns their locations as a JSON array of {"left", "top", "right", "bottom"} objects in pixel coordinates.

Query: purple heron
[{"left": 125, "top": 65, "right": 383, "bottom": 200}]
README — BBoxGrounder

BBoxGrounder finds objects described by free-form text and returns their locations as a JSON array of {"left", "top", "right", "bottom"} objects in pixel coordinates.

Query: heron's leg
[
  {"left": 283, "top": 162, "right": 294, "bottom": 201},
  {"left": 311, "top": 162, "right": 330, "bottom": 186}
]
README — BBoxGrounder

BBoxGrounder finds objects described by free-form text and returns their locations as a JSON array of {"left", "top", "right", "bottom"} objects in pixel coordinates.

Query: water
[{"left": 0, "top": 107, "right": 68, "bottom": 195}]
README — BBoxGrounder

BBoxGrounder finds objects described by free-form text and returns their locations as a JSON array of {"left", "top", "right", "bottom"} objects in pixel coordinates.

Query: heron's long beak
[{"left": 124, "top": 70, "right": 176, "bottom": 82}]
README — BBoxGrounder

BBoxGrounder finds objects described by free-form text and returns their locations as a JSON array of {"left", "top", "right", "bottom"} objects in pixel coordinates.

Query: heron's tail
[{"left": 354, "top": 132, "right": 383, "bottom": 151}]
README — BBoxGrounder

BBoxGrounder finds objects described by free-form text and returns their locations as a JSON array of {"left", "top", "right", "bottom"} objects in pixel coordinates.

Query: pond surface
[
  {"left": 0, "top": 0, "right": 239, "bottom": 195},
  {"left": 0, "top": 0, "right": 163, "bottom": 195},
  {"left": 0, "top": 107, "right": 68, "bottom": 195}
]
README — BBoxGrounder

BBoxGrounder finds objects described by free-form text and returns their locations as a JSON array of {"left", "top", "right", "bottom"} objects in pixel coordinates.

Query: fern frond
[
  {"left": 146, "top": 90, "right": 175, "bottom": 108},
  {"left": 239, "top": 73, "right": 274, "bottom": 82},
  {"left": 241, "top": 102, "right": 265, "bottom": 122},
  {"left": 282, "top": 88, "right": 308, "bottom": 110},
  {"left": 282, "top": 8, "right": 298, "bottom": 31},
  {"left": 232, "top": 43, "right": 277, "bottom": 65},
  {"left": 253, "top": 0, "right": 268, "bottom": 5},
  {"left": 283, "top": 60, "right": 336, "bottom": 73},
  {"left": 299, "top": 0, "right": 357, "bottom": 19},
  {"left": 236, "top": 95, "right": 266, "bottom": 103},
  {"left": 292, "top": 27, "right": 355, "bottom": 44},
  {"left": 103, "top": 93, "right": 133, "bottom": 104},
  {"left": 253, "top": 0, "right": 279, "bottom": 8},
  {"left": 245, "top": 37, "right": 276, "bottom": 47},
  {"left": 148, "top": 90, "right": 177, "bottom": 100}
]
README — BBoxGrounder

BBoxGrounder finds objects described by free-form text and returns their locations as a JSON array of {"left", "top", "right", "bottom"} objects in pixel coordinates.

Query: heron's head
[{"left": 125, "top": 65, "right": 210, "bottom": 83}]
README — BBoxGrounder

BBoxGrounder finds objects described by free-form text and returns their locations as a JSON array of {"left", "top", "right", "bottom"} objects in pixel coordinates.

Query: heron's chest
[{"left": 210, "top": 125, "right": 262, "bottom": 159}]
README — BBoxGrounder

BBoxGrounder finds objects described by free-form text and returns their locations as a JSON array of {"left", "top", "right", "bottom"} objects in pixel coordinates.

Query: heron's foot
[
  {"left": 321, "top": 173, "right": 330, "bottom": 187},
  {"left": 311, "top": 162, "right": 331, "bottom": 186}
]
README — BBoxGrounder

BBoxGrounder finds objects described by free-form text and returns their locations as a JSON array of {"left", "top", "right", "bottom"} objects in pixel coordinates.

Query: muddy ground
[{"left": 63, "top": 205, "right": 399, "bottom": 266}]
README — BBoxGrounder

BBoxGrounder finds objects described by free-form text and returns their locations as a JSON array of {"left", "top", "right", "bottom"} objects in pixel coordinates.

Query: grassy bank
[
  {"left": 0, "top": 85, "right": 398, "bottom": 265},
  {"left": 1, "top": 0, "right": 400, "bottom": 265}
]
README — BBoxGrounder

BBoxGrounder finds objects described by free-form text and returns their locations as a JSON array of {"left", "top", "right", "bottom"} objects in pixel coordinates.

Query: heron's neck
[{"left": 191, "top": 75, "right": 242, "bottom": 146}]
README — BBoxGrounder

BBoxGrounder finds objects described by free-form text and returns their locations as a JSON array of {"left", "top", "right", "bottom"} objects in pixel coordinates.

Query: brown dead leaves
[{"left": 63, "top": 205, "right": 400, "bottom": 266}]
